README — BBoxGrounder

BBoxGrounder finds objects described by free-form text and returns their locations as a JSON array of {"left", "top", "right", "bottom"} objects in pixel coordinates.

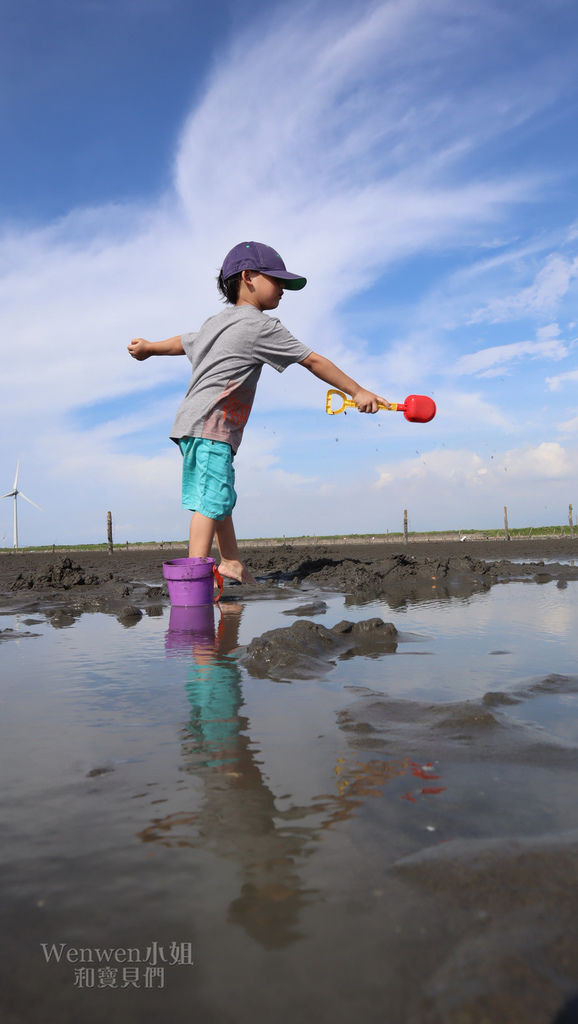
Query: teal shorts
[{"left": 178, "top": 438, "right": 237, "bottom": 521}]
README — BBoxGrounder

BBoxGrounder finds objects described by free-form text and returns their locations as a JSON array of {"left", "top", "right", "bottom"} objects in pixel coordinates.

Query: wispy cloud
[
  {"left": 546, "top": 368, "right": 578, "bottom": 391},
  {"left": 469, "top": 252, "right": 578, "bottom": 324},
  {"left": 557, "top": 412, "right": 578, "bottom": 435},
  {"left": 452, "top": 326, "right": 569, "bottom": 378}
]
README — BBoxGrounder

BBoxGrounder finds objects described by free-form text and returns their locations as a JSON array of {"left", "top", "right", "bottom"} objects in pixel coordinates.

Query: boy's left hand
[
  {"left": 352, "top": 388, "right": 390, "bottom": 413},
  {"left": 127, "top": 337, "right": 151, "bottom": 360}
]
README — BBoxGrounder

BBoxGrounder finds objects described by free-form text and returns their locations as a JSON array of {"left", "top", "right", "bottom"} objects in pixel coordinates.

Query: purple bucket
[{"left": 162, "top": 557, "right": 215, "bottom": 606}]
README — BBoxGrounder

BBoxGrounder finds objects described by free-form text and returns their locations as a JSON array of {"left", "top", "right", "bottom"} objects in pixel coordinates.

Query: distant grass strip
[{"left": 2, "top": 524, "right": 577, "bottom": 554}]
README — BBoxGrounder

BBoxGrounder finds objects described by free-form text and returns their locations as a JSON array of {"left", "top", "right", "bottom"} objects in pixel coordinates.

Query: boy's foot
[{"left": 217, "top": 559, "right": 257, "bottom": 585}]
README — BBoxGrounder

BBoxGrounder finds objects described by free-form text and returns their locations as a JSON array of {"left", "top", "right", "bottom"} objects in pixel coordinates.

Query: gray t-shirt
[{"left": 170, "top": 305, "right": 312, "bottom": 453}]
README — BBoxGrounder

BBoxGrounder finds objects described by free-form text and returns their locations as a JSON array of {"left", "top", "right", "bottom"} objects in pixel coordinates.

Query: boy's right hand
[
  {"left": 351, "top": 387, "right": 391, "bottom": 413},
  {"left": 127, "top": 338, "right": 150, "bottom": 361}
]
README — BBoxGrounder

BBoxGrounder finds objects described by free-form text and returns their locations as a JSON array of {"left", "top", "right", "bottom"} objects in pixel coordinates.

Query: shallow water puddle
[{"left": 2, "top": 581, "right": 578, "bottom": 1023}]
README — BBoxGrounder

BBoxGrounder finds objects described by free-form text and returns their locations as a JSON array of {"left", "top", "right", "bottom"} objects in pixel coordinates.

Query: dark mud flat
[{"left": 1, "top": 535, "right": 578, "bottom": 619}]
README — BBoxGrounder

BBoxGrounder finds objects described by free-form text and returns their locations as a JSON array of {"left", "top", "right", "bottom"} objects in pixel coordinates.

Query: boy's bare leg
[
  {"left": 188, "top": 511, "right": 216, "bottom": 557},
  {"left": 214, "top": 516, "right": 256, "bottom": 583}
]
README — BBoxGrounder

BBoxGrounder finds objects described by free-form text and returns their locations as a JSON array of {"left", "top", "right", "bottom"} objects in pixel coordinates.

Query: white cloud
[
  {"left": 375, "top": 440, "right": 572, "bottom": 491},
  {"left": 469, "top": 252, "right": 578, "bottom": 324},
  {"left": 369, "top": 440, "right": 577, "bottom": 533},
  {"left": 558, "top": 412, "right": 578, "bottom": 435},
  {"left": 434, "top": 390, "right": 512, "bottom": 429},
  {"left": 503, "top": 441, "right": 571, "bottom": 479},
  {"left": 546, "top": 368, "right": 578, "bottom": 391},
  {"left": 375, "top": 447, "right": 487, "bottom": 489},
  {"left": 452, "top": 332, "right": 569, "bottom": 378}
]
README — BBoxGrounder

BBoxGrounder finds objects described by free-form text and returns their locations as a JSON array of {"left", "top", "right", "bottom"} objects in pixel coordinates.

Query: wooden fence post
[
  {"left": 569, "top": 504, "right": 574, "bottom": 537},
  {"left": 403, "top": 509, "right": 408, "bottom": 545},
  {"left": 504, "top": 505, "right": 510, "bottom": 541},
  {"left": 107, "top": 511, "right": 114, "bottom": 554}
]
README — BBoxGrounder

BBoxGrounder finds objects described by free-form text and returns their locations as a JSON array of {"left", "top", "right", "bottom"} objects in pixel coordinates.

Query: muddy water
[{"left": 2, "top": 582, "right": 578, "bottom": 1023}]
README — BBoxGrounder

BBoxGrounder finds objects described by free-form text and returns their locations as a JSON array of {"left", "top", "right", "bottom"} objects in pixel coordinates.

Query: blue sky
[{"left": 2, "top": 0, "right": 578, "bottom": 545}]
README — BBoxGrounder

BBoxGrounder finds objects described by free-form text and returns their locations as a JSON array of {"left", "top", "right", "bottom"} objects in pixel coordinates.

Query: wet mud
[
  {"left": 2, "top": 536, "right": 578, "bottom": 621},
  {"left": 0, "top": 626, "right": 42, "bottom": 642},
  {"left": 241, "top": 617, "right": 398, "bottom": 680},
  {"left": 332, "top": 671, "right": 578, "bottom": 1023}
]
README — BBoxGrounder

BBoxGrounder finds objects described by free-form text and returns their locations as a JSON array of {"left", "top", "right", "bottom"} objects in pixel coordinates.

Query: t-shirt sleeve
[
  {"left": 253, "top": 316, "right": 312, "bottom": 373},
  {"left": 181, "top": 332, "right": 198, "bottom": 364}
]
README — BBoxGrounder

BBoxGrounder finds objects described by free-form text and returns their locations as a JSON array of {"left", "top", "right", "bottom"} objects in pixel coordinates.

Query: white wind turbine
[{"left": 1, "top": 463, "right": 42, "bottom": 549}]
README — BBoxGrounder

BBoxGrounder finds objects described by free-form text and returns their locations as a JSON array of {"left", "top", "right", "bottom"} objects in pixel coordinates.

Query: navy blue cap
[{"left": 221, "top": 242, "right": 307, "bottom": 290}]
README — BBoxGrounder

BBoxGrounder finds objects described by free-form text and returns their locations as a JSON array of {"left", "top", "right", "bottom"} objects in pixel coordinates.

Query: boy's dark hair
[{"left": 217, "top": 270, "right": 242, "bottom": 304}]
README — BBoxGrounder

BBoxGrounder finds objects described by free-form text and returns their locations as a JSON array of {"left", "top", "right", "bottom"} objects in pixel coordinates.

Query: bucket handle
[{"left": 212, "top": 564, "right": 224, "bottom": 602}]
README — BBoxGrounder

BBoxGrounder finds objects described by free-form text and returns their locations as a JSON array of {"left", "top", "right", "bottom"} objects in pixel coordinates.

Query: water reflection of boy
[
  {"left": 154, "top": 607, "right": 423, "bottom": 948},
  {"left": 179, "top": 601, "right": 310, "bottom": 948},
  {"left": 184, "top": 602, "right": 245, "bottom": 768}
]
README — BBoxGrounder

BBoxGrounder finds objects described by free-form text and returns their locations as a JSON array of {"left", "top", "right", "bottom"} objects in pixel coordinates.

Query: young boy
[{"left": 128, "top": 241, "right": 388, "bottom": 584}]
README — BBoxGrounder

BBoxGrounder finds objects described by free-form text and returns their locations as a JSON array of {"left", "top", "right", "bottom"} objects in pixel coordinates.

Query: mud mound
[
  {"left": 283, "top": 552, "right": 499, "bottom": 605},
  {"left": 267, "top": 551, "right": 578, "bottom": 601},
  {"left": 241, "top": 617, "right": 398, "bottom": 680},
  {"left": 0, "top": 627, "right": 42, "bottom": 642},
  {"left": 484, "top": 673, "right": 578, "bottom": 706},
  {"left": 10, "top": 557, "right": 106, "bottom": 591},
  {"left": 282, "top": 600, "right": 328, "bottom": 617}
]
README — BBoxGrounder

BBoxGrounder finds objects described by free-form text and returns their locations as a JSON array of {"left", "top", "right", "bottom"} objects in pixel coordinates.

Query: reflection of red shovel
[{"left": 325, "top": 389, "right": 436, "bottom": 423}]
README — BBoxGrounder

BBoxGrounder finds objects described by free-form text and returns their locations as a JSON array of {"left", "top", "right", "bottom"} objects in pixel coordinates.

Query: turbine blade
[
  {"left": 1, "top": 491, "right": 15, "bottom": 500},
  {"left": 19, "top": 492, "right": 42, "bottom": 510},
  {"left": 13, "top": 461, "right": 19, "bottom": 490}
]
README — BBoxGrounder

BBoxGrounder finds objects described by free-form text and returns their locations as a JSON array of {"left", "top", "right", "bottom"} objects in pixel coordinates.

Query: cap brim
[
  {"left": 281, "top": 278, "right": 307, "bottom": 291},
  {"left": 268, "top": 272, "right": 307, "bottom": 291}
]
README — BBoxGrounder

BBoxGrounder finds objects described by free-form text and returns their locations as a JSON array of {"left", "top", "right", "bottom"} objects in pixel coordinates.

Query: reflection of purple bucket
[
  {"left": 162, "top": 557, "right": 215, "bottom": 606},
  {"left": 166, "top": 604, "right": 216, "bottom": 652}
]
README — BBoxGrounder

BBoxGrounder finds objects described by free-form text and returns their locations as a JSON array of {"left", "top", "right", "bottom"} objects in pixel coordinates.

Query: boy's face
[{"left": 240, "top": 271, "right": 284, "bottom": 311}]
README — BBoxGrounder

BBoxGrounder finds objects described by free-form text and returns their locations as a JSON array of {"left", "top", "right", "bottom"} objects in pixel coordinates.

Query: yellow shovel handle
[{"left": 325, "top": 389, "right": 395, "bottom": 415}]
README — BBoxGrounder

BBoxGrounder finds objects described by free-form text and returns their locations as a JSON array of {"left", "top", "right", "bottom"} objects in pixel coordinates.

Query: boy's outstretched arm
[
  {"left": 300, "top": 351, "right": 389, "bottom": 413},
  {"left": 128, "top": 335, "right": 185, "bottom": 360}
]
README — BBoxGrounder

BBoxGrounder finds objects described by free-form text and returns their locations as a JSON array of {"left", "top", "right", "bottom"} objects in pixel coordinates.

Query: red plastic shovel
[{"left": 325, "top": 389, "right": 436, "bottom": 423}]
